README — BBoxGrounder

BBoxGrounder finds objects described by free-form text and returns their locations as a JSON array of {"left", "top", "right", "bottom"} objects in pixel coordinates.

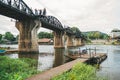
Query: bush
[
  {"left": 112, "top": 40, "right": 120, "bottom": 45},
  {"left": 0, "top": 56, "right": 39, "bottom": 80},
  {"left": 51, "top": 62, "right": 106, "bottom": 80}
]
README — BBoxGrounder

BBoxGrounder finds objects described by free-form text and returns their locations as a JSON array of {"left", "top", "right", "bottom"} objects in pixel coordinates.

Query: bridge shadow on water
[{"left": 38, "top": 48, "right": 74, "bottom": 71}]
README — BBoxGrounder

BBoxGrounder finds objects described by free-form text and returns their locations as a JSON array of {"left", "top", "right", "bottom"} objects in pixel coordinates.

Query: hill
[{"left": 82, "top": 31, "right": 109, "bottom": 40}]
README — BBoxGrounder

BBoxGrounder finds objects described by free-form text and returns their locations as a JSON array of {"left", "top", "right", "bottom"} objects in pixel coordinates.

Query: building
[
  {"left": 111, "top": 28, "right": 120, "bottom": 39},
  {"left": 38, "top": 38, "right": 53, "bottom": 45}
]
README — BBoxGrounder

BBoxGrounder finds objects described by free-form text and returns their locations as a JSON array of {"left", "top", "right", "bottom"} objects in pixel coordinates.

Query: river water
[{"left": 1, "top": 44, "right": 120, "bottom": 80}]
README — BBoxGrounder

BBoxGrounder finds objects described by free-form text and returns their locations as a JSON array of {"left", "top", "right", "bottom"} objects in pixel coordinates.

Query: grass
[
  {"left": 51, "top": 62, "right": 106, "bottom": 80},
  {"left": 0, "top": 56, "right": 40, "bottom": 80}
]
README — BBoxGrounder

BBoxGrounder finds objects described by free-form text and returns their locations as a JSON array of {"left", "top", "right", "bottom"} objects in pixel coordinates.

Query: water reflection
[
  {"left": 53, "top": 48, "right": 65, "bottom": 67},
  {"left": 38, "top": 48, "right": 67, "bottom": 71},
  {"left": 38, "top": 53, "right": 54, "bottom": 71}
]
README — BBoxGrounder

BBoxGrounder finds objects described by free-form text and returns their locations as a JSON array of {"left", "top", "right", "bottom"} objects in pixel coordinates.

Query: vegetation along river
[{"left": 1, "top": 44, "right": 120, "bottom": 80}]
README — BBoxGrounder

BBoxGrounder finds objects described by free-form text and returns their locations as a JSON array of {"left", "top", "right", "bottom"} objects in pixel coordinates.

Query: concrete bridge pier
[
  {"left": 75, "top": 38, "right": 81, "bottom": 46},
  {"left": 15, "top": 20, "right": 41, "bottom": 53},
  {"left": 81, "top": 39, "right": 85, "bottom": 46},
  {"left": 53, "top": 31, "right": 65, "bottom": 48},
  {"left": 66, "top": 35, "right": 75, "bottom": 47}
]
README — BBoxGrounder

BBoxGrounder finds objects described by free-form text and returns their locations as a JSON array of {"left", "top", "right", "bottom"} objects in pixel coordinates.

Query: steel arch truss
[
  {"left": 39, "top": 15, "right": 63, "bottom": 30},
  {"left": 0, "top": 0, "right": 34, "bottom": 16}
]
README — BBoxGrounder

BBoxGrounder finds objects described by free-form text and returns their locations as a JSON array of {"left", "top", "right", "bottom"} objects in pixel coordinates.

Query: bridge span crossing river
[{"left": 1, "top": 44, "right": 120, "bottom": 80}]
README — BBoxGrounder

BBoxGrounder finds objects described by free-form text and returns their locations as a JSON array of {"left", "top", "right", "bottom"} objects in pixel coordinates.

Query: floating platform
[
  {"left": 65, "top": 53, "right": 107, "bottom": 64},
  {"left": 87, "top": 53, "right": 107, "bottom": 64}
]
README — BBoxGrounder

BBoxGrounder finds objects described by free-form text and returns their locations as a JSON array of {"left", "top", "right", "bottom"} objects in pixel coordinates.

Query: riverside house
[{"left": 38, "top": 38, "right": 53, "bottom": 45}]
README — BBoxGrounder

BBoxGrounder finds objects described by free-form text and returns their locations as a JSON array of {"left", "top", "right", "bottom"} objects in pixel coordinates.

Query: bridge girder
[
  {"left": 0, "top": 0, "right": 34, "bottom": 20},
  {"left": 38, "top": 15, "right": 64, "bottom": 31}
]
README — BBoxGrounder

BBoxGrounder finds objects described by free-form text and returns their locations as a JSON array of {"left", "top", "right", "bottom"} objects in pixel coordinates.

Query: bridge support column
[
  {"left": 81, "top": 40, "right": 85, "bottom": 46},
  {"left": 15, "top": 20, "right": 41, "bottom": 53},
  {"left": 53, "top": 31, "right": 64, "bottom": 48},
  {"left": 75, "top": 38, "right": 81, "bottom": 46},
  {"left": 66, "top": 35, "right": 74, "bottom": 47}
]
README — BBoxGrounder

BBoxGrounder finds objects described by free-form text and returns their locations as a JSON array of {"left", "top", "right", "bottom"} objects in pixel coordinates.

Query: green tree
[
  {"left": 71, "top": 27, "right": 88, "bottom": 41},
  {"left": 4, "top": 32, "right": 15, "bottom": 41},
  {"left": 71, "top": 27, "right": 82, "bottom": 38},
  {"left": 93, "top": 32, "right": 100, "bottom": 39},
  {"left": 0, "top": 34, "right": 2, "bottom": 41},
  {"left": 71, "top": 27, "right": 81, "bottom": 34},
  {"left": 83, "top": 31, "right": 109, "bottom": 40},
  {"left": 38, "top": 32, "right": 53, "bottom": 39}
]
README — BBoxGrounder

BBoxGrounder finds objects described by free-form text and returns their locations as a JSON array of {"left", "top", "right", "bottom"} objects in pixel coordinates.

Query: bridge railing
[{"left": 0, "top": 0, "right": 34, "bottom": 16}]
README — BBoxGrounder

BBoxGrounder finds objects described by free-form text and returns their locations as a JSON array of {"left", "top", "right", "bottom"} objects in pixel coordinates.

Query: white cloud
[{"left": 0, "top": 15, "right": 18, "bottom": 35}]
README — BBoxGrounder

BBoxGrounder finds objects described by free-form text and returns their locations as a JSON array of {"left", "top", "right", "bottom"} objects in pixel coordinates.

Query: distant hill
[{"left": 82, "top": 31, "right": 109, "bottom": 40}]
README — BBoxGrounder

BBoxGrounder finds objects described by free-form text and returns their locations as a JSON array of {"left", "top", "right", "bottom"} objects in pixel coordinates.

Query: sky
[{"left": 0, "top": 0, "right": 120, "bottom": 35}]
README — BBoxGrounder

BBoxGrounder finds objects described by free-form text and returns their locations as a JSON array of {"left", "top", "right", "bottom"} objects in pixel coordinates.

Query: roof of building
[
  {"left": 111, "top": 28, "right": 120, "bottom": 32},
  {"left": 38, "top": 38, "right": 52, "bottom": 43}
]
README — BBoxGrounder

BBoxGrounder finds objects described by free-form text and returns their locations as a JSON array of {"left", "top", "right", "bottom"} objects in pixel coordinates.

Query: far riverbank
[{"left": 88, "top": 39, "right": 119, "bottom": 45}]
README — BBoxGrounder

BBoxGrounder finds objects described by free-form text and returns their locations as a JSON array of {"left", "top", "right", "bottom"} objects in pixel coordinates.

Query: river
[{"left": 1, "top": 44, "right": 120, "bottom": 80}]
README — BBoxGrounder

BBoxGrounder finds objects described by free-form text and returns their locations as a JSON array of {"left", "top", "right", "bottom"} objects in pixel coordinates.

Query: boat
[{"left": 0, "top": 50, "right": 6, "bottom": 55}]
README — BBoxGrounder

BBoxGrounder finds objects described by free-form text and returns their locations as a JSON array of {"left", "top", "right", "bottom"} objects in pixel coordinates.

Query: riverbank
[{"left": 88, "top": 39, "right": 119, "bottom": 45}]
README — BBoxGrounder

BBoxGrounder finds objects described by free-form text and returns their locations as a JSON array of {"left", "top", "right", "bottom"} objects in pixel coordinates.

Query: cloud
[{"left": 0, "top": 15, "right": 18, "bottom": 35}]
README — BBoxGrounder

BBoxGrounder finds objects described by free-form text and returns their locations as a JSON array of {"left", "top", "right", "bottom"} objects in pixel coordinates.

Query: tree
[
  {"left": 71, "top": 27, "right": 82, "bottom": 38},
  {"left": 93, "top": 32, "right": 100, "bottom": 39},
  {"left": 0, "top": 34, "right": 2, "bottom": 41},
  {"left": 4, "top": 32, "right": 15, "bottom": 41},
  {"left": 83, "top": 31, "right": 109, "bottom": 40},
  {"left": 38, "top": 32, "right": 53, "bottom": 39},
  {"left": 71, "top": 27, "right": 81, "bottom": 34}
]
